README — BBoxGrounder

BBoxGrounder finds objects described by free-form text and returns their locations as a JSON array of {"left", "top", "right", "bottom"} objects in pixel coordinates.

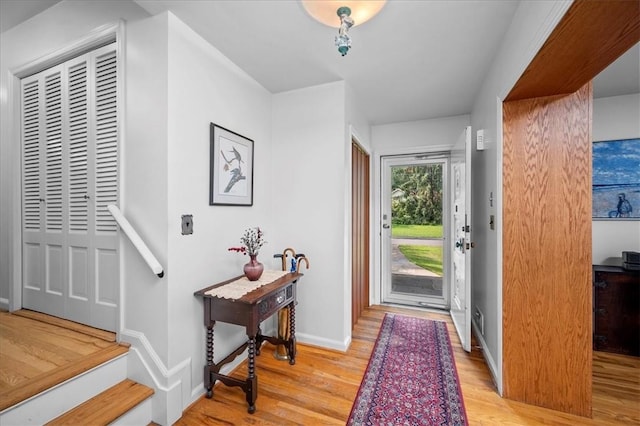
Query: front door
[
  {"left": 381, "top": 155, "right": 449, "bottom": 309},
  {"left": 450, "top": 126, "right": 472, "bottom": 352}
]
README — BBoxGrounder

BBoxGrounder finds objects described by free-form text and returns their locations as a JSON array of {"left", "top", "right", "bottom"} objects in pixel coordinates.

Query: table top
[
  {"left": 194, "top": 271, "right": 302, "bottom": 305},
  {"left": 594, "top": 264, "right": 640, "bottom": 274}
]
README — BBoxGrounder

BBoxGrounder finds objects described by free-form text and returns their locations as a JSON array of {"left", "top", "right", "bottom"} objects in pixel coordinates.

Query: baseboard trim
[
  {"left": 296, "top": 332, "right": 350, "bottom": 352},
  {"left": 120, "top": 329, "right": 190, "bottom": 425},
  {"left": 471, "top": 321, "right": 501, "bottom": 396}
]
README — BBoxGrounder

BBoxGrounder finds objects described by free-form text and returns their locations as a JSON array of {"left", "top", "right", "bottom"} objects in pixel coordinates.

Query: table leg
[
  {"left": 246, "top": 336, "right": 257, "bottom": 413},
  {"left": 288, "top": 302, "right": 296, "bottom": 365},
  {"left": 205, "top": 321, "right": 215, "bottom": 398},
  {"left": 256, "top": 325, "right": 262, "bottom": 356}
]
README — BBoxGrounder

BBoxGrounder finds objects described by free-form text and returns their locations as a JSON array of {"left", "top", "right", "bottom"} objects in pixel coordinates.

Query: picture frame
[
  {"left": 210, "top": 123, "right": 254, "bottom": 206},
  {"left": 592, "top": 138, "right": 639, "bottom": 220}
]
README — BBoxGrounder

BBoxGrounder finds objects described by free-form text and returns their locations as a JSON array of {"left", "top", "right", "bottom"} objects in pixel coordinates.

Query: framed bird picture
[{"left": 210, "top": 123, "right": 254, "bottom": 206}]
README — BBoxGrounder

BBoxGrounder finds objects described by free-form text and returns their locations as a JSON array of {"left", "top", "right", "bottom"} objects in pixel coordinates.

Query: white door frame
[
  {"left": 7, "top": 22, "right": 124, "bottom": 320},
  {"left": 380, "top": 154, "right": 450, "bottom": 309},
  {"left": 372, "top": 144, "right": 453, "bottom": 306}
]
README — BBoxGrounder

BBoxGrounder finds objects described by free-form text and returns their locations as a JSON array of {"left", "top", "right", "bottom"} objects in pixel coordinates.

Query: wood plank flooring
[
  {"left": 177, "top": 305, "right": 640, "bottom": 425},
  {"left": 0, "top": 310, "right": 126, "bottom": 411}
]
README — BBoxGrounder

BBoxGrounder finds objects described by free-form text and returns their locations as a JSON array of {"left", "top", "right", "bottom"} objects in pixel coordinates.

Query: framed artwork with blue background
[{"left": 592, "top": 138, "right": 640, "bottom": 220}]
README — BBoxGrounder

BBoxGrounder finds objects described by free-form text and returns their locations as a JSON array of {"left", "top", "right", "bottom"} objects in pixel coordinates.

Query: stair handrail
[{"left": 107, "top": 204, "right": 165, "bottom": 278}]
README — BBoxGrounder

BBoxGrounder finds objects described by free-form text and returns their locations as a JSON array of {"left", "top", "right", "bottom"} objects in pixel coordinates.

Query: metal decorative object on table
[{"left": 273, "top": 248, "right": 310, "bottom": 361}]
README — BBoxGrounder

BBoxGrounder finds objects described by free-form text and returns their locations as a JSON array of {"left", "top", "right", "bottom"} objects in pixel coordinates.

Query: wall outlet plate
[{"left": 181, "top": 215, "right": 193, "bottom": 235}]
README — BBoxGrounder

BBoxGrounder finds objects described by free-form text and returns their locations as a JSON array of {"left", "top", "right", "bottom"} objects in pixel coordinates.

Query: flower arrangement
[{"left": 228, "top": 226, "right": 266, "bottom": 256}]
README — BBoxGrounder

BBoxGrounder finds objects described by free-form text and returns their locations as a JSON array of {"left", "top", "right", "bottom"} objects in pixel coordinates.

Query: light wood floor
[
  {"left": 177, "top": 305, "right": 640, "bottom": 425},
  {"left": 0, "top": 310, "right": 125, "bottom": 411}
]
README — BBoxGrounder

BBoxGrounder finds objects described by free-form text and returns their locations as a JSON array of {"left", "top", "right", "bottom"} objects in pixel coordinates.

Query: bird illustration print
[{"left": 220, "top": 146, "right": 246, "bottom": 193}]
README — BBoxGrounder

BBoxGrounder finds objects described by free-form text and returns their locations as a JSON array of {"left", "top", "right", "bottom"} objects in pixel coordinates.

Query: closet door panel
[{"left": 21, "top": 44, "right": 119, "bottom": 331}]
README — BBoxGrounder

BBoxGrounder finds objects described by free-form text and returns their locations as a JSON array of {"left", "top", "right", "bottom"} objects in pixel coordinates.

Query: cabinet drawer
[
  {"left": 593, "top": 266, "right": 640, "bottom": 356},
  {"left": 257, "top": 283, "right": 294, "bottom": 322}
]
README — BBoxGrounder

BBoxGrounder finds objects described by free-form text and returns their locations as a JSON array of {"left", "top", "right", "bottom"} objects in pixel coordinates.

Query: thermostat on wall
[{"left": 476, "top": 129, "right": 485, "bottom": 151}]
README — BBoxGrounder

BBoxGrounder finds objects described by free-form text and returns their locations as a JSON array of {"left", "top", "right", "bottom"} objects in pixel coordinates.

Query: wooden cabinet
[{"left": 593, "top": 265, "right": 640, "bottom": 356}]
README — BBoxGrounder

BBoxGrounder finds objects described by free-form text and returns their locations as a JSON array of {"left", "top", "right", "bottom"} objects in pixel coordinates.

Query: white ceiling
[
  {"left": 2, "top": 0, "right": 638, "bottom": 125},
  {"left": 132, "top": 0, "right": 520, "bottom": 125},
  {"left": 0, "top": 0, "right": 61, "bottom": 33}
]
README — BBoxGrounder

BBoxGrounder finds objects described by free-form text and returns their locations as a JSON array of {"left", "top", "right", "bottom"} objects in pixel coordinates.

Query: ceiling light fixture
[{"left": 301, "top": 0, "right": 387, "bottom": 56}]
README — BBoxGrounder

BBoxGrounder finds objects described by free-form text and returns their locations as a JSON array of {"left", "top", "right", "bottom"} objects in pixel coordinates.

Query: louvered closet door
[{"left": 21, "top": 44, "right": 119, "bottom": 332}]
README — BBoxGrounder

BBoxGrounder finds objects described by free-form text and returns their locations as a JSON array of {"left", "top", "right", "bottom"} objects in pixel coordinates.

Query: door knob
[{"left": 382, "top": 224, "right": 390, "bottom": 229}]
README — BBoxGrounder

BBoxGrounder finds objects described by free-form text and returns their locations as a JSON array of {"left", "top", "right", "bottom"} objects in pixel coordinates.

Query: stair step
[
  {"left": 45, "top": 379, "right": 154, "bottom": 426},
  {"left": 0, "top": 343, "right": 130, "bottom": 411},
  {"left": 12, "top": 309, "right": 116, "bottom": 342}
]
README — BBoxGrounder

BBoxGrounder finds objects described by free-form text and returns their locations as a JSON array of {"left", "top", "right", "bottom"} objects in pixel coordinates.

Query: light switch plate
[{"left": 181, "top": 215, "right": 193, "bottom": 235}]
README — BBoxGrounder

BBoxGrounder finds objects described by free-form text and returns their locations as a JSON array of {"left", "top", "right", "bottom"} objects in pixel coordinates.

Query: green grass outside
[
  {"left": 392, "top": 224, "right": 443, "bottom": 239},
  {"left": 398, "top": 245, "right": 443, "bottom": 276}
]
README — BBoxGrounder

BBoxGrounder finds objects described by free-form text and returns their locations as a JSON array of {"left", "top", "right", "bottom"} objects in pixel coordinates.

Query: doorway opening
[
  {"left": 352, "top": 140, "right": 370, "bottom": 327},
  {"left": 381, "top": 155, "right": 449, "bottom": 309}
]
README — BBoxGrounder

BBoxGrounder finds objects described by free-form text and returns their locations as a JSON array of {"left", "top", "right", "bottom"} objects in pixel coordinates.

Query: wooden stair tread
[
  {"left": 0, "top": 343, "right": 130, "bottom": 411},
  {"left": 12, "top": 309, "right": 116, "bottom": 342},
  {"left": 45, "top": 379, "right": 154, "bottom": 426}
]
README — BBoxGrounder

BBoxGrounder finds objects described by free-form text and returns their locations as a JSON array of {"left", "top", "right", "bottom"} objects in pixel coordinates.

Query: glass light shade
[{"left": 301, "top": 0, "right": 387, "bottom": 28}]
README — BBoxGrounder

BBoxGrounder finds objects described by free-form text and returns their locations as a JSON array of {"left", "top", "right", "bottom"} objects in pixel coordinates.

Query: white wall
[
  {"left": 165, "top": 9, "right": 273, "bottom": 403},
  {"left": 469, "top": 0, "right": 573, "bottom": 394},
  {"left": 123, "top": 12, "right": 277, "bottom": 423},
  {"left": 123, "top": 10, "right": 170, "bottom": 368},
  {"left": 0, "top": 0, "right": 149, "bottom": 309},
  {"left": 272, "top": 81, "right": 350, "bottom": 350},
  {"left": 592, "top": 93, "right": 640, "bottom": 264},
  {"left": 1, "top": 3, "right": 279, "bottom": 423},
  {"left": 372, "top": 115, "right": 470, "bottom": 153}
]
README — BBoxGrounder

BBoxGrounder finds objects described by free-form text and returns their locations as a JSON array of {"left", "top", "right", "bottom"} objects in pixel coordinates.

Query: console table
[{"left": 194, "top": 271, "right": 301, "bottom": 413}]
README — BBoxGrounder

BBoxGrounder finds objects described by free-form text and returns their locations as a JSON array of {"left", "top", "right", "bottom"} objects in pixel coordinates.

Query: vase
[{"left": 244, "top": 254, "right": 264, "bottom": 281}]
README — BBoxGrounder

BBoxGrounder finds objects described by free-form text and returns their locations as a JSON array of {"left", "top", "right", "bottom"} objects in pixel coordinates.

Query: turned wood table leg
[
  {"left": 256, "top": 325, "right": 263, "bottom": 356},
  {"left": 246, "top": 336, "right": 257, "bottom": 413},
  {"left": 288, "top": 302, "right": 296, "bottom": 365},
  {"left": 205, "top": 321, "right": 215, "bottom": 398}
]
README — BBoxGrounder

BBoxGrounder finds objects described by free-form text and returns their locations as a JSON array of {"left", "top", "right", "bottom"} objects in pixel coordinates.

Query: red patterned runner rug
[{"left": 347, "top": 313, "right": 468, "bottom": 425}]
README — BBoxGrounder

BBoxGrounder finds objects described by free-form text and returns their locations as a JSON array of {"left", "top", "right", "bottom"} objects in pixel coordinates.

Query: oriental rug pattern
[{"left": 347, "top": 314, "right": 468, "bottom": 425}]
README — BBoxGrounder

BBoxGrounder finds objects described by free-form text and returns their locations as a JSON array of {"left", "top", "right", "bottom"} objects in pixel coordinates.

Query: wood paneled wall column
[
  {"left": 502, "top": 83, "right": 592, "bottom": 416},
  {"left": 500, "top": 0, "right": 638, "bottom": 417},
  {"left": 351, "top": 142, "right": 370, "bottom": 328}
]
